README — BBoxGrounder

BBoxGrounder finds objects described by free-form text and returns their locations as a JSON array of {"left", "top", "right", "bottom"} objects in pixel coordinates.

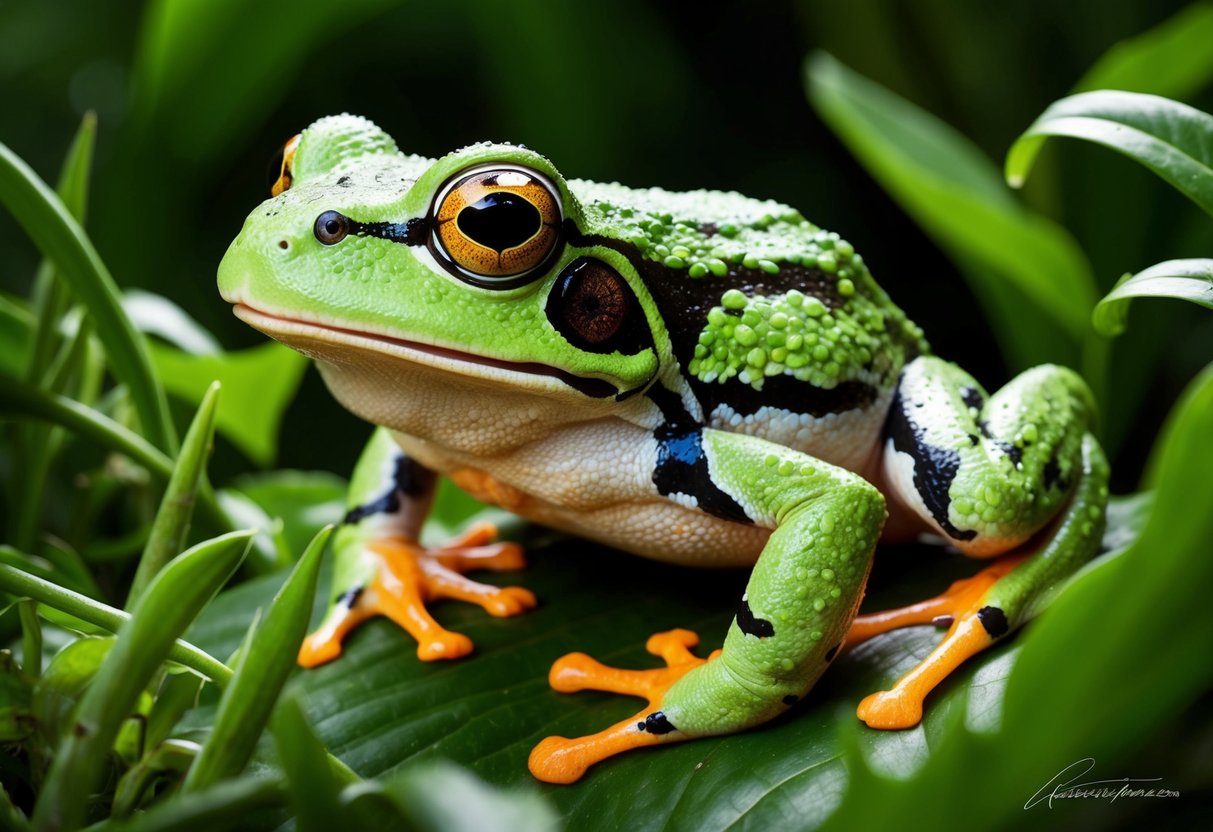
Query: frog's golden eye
[
  {"left": 268, "top": 134, "right": 301, "bottom": 197},
  {"left": 429, "top": 164, "right": 562, "bottom": 287}
]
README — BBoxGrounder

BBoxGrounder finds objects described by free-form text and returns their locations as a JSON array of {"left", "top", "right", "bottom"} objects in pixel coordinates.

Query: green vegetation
[{"left": 1, "top": 2, "right": 1210, "bottom": 830}]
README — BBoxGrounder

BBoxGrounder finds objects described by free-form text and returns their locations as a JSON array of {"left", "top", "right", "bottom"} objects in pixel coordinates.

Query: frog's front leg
[
  {"left": 851, "top": 357, "right": 1108, "bottom": 728},
  {"left": 529, "top": 429, "right": 885, "bottom": 783},
  {"left": 299, "top": 427, "right": 536, "bottom": 667}
]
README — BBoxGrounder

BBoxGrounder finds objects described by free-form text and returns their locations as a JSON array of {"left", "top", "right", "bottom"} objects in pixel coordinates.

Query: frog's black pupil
[
  {"left": 456, "top": 192, "right": 541, "bottom": 252},
  {"left": 325, "top": 219, "right": 340, "bottom": 234}
]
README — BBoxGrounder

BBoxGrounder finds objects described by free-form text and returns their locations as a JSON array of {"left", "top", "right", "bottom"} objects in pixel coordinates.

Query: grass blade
[
  {"left": 0, "top": 140, "right": 176, "bottom": 453},
  {"left": 183, "top": 525, "right": 333, "bottom": 791},
  {"left": 128, "top": 382, "right": 220, "bottom": 606},
  {"left": 31, "top": 530, "right": 251, "bottom": 832},
  {"left": 1093, "top": 258, "right": 1213, "bottom": 336},
  {"left": 1006, "top": 91, "right": 1213, "bottom": 218},
  {"left": 270, "top": 696, "right": 346, "bottom": 832}
]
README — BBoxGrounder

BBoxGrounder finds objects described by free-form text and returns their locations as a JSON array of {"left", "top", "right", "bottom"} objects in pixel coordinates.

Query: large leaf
[
  {"left": 805, "top": 52, "right": 1097, "bottom": 357},
  {"left": 1093, "top": 258, "right": 1213, "bottom": 336},
  {"left": 184, "top": 493, "right": 1153, "bottom": 830},
  {"left": 148, "top": 341, "right": 308, "bottom": 467},
  {"left": 1074, "top": 1, "right": 1213, "bottom": 100},
  {"left": 1006, "top": 90, "right": 1213, "bottom": 219}
]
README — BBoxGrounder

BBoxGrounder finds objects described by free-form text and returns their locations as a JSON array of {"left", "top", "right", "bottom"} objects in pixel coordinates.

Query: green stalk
[
  {"left": 128, "top": 382, "right": 220, "bottom": 606},
  {"left": 31, "top": 530, "right": 251, "bottom": 832},
  {"left": 0, "top": 139, "right": 176, "bottom": 453},
  {"left": 271, "top": 696, "right": 348, "bottom": 832},
  {"left": 0, "top": 562, "right": 231, "bottom": 687},
  {"left": 184, "top": 526, "right": 333, "bottom": 791},
  {"left": 18, "top": 601, "right": 42, "bottom": 678}
]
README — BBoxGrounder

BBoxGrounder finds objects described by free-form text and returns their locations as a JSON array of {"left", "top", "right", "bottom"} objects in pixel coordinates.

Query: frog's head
[{"left": 219, "top": 115, "right": 665, "bottom": 449}]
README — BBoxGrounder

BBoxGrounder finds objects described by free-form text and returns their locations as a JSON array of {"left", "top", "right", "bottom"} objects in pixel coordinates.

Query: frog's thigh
[{"left": 858, "top": 358, "right": 1107, "bottom": 728}]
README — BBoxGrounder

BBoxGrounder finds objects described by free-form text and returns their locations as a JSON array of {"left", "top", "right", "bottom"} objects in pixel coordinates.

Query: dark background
[{"left": 3, "top": 0, "right": 1209, "bottom": 488}]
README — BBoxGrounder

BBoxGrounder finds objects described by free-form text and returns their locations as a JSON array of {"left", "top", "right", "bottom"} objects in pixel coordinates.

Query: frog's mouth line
[{"left": 232, "top": 303, "right": 619, "bottom": 398}]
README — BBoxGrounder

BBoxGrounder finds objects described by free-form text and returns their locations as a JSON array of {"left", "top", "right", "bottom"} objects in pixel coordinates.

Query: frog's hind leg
[
  {"left": 299, "top": 429, "right": 535, "bottom": 667},
  {"left": 528, "top": 630, "right": 718, "bottom": 784},
  {"left": 861, "top": 358, "right": 1110, "bottom": 729}
]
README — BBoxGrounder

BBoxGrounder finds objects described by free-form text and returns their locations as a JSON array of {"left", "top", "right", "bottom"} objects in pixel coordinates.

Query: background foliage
[{"left": 1, "top": 1, "right": 1211, "bottom": 829}]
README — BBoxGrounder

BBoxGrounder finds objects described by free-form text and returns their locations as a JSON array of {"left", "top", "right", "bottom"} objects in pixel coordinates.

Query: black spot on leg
[
  {"left": 960, "top": 386, "right": 984, "bottom": 411},
  {"left": 977, "top": 606, "right": 1009, "bottom": 638},
  {"left": 636, "top": 711, "right": 676, "bottom": 734},
  {"left": 343, "top": 454, "right": 437, "bottom": 525},
  {"left": 735, "top": 598, "right": 775, "bottom": 638},
  {"left": 337, "top": 586, "right": 365, "bottom": 609},
  {"left": 1043, "top": 456, "right": 1065, "bottom": 491}
]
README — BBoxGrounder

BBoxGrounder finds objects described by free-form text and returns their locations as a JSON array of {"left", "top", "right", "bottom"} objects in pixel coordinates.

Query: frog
[{"left": 217, "top": 114, "right": 1109, "bottom": 785}]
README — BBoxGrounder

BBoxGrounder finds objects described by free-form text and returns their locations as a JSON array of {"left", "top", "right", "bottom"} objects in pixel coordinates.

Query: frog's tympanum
[{"left": 220, "top": 116, "right": 1108, "bottom": 783}]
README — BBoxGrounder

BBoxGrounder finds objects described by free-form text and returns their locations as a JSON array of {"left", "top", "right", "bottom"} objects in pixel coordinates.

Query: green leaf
[
  {"left": 89, "top": 776, "right": 285, "bottom": 832},
  {"left": 1075, "top": 1, "right": 1213, "bottom": 100},
  {"left": 31, "top": 637, "right": 113, "bottom": 747},
  {"left": 128, "top": 381, "right": 221, "bottom": 605},
  {"left": 0, "top": 293, "right": 32, "bottom": 376},
  {"left": 1006, "top": 90, "right": 1213, "bottom": 219},
  {"left": 804, "top": 52, "right": 1096, "bottom": 351},
  {"left": 227, "top": 470, "right": 346, "bottom": 560},
  {"left": 148, "top": 341, "right": 308, "bottom": 466},
  {"left": 32, "top": 530, "right": 251, "bottom": 832},
  {"left": 1093, "top": 258, "right": 1213, "bottom": 336},
  {"left": 0, "top": 139, "right": 176, "bottom": 453},
  {"left": 184, "top": 526, "right": 332, "bottom": 791}
]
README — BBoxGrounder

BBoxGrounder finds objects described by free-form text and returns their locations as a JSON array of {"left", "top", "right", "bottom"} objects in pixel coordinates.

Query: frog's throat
[{"left": 232, "top": 302, "right": 623, "bottom": 399}]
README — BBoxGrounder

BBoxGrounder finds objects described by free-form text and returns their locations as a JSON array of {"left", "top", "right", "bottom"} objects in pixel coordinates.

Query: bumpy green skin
[
  {"left": 220, "top": 115, "right": 1110, "bottom": 744},
  {"left": 664, "top": 430, "right": 882, "bottom": 734}
]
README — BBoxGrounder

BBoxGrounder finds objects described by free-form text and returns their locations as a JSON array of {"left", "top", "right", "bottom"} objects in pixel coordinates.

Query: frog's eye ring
[
  {"left": 428, "top": 164, "right": 562, "bottom": 288},
  {"left": 546, "top": 257, "right": 648, "bottom": 355},
  {"left": 314, "top": 210, "right": 350, "bottom": 245},
  {"left": 268, "top": 134, "right": 301, "bottom": 197}
]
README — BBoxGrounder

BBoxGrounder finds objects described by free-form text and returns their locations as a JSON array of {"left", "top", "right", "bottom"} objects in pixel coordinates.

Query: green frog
[{"left": 217, "top": 115, "right": 1108, "bottom": 784}]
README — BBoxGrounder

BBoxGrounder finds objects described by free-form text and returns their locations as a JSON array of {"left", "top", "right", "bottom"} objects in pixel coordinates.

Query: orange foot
[
  {"left": 298, "top": 521, "right": 536, "bottom": 667},
  {"left": 846, "top": 554, "right": 1026, "bottom": 729},
  {"left": 529, "top": 629, "right": 718, "bottom": 784}
]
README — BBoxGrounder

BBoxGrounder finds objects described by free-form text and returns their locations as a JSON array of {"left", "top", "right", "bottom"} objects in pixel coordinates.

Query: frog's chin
[{"left": 232, "top": 303, "right": 621, "bottom": 400}]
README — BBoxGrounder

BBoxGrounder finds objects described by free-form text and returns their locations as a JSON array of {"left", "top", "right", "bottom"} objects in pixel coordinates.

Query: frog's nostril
[{"left": 278, "top": 239, "right": 290, "bottom": 251}]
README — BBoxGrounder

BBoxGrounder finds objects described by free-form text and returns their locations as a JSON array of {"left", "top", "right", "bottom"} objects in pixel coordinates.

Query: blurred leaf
[
  {"left": 148, "top": 341, "right": 307, "bottom": 467},
  {"left": 1075, "top": 2, "right": 1213, "bottom": 100},
  {"left": 1093, "top": 258, "right": 1213, "bottom": 336},
  {"left": 0, "top": 139, "right": 176, "bottom": 453},
  {"left": 91, "top": 776, "right": 285, "bottom": 832},
  {"left": 0, "top": 653, "right": 34, "bottom": 743},
  {"left": 227, "top": 470, "right": 346, "bottom": 559},
  {"left": 123, "top": 290, "right": 221, "bottom": 355},
  {"left": 368, "top": 762, "right": 558, "bottom": 832},
  {"left": 1006, "top": 91, "right": 1213, "bottom": 218},
  {"left": 131, "top": 0, "right": 395, "bottom": 162},
  {"left": 0, "top": 293, "right": 32, "bottom": 375},
  {"left": 805, "top": 53, "right": 1097, "bottom": 356}
]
